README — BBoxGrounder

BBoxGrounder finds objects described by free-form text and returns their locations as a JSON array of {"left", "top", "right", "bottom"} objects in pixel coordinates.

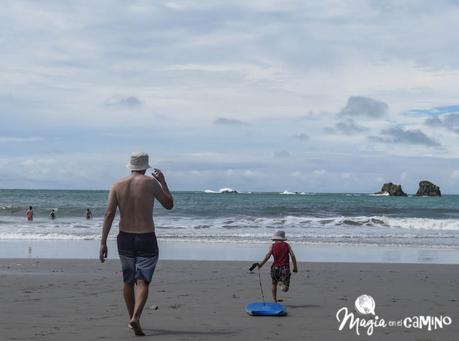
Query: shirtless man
[{"left": 99, "top": 152, "right": 173, "bottom": 336}]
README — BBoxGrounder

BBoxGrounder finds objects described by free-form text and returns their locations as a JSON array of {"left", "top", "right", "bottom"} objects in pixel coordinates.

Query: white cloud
[
  {"left": 339, "top": 97, "right": 388, "bottom": 119},
  {"left": 325, "top": 119, "right": 369, "bottom": 135},
  {"left": 371, "top": 127, "right": 441, "bottom": 147}
]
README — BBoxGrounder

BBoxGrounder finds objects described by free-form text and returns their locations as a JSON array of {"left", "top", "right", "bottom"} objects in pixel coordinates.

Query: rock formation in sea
[
  {"left": 219, "top": 187, "right": 238, "bottom": 193},
  {"left": 416, "top": 180, "right": 441, "bottom": 196},
  {"left": 375, "top": 182, "right": 408, "bottom": 196}
]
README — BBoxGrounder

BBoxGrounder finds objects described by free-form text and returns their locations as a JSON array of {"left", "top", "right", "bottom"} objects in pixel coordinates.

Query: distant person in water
[
  {"left": 99, "top": 152, "right": 173, "bottom": 336},
  {"left": 49, "top": 209, "right": 56, "bottom": 220},
  {"left": 253, "top": 230, "right": 298, "bottom": 302},
  {"left": 86, "top": 208, "right": 93, "bottom": 220},
  {"left": 26, "top": 206, "right": 33, "bottom": 221}
]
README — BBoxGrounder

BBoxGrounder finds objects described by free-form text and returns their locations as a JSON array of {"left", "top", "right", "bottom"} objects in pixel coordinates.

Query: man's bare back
[
  {"left": 100, "top": 167, "right": 174, "bottom": 261},
  {"left": 111, "top": 173, "right": 160, "bottom": 233},
  {"left": 103, "top": 169, "right": 173, "bottom": 234}
]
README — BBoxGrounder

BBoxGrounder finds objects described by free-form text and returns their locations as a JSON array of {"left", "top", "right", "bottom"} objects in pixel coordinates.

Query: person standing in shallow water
[
  {"left": 26, "top": 206, "right": 33, "bottom": 221},
  {"left": 86, "top": 208, "right": 93, "bottom": 220},
  {"left": 99, "top": 152, "right": 173, "bottom": 336},
  {"left": 49, "top": 209, "right": 56, "bottom": 220}
]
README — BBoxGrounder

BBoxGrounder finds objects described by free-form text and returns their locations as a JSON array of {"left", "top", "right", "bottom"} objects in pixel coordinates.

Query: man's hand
[
  {"left": 99, "top": 243, "right": 108, "bottom": 263},
  {"left": 152, "top": 168, "right": 166, "bottom": 183}
]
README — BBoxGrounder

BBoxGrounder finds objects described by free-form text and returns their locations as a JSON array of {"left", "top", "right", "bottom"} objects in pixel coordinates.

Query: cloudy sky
[{"left": 2, "top": 0, "right": 459, "bottom": 192}]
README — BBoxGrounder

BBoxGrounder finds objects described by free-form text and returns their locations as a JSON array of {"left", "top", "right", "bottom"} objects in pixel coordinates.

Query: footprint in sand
[{"left": 169, "top": 303, "right": 182, "bottom": 309}]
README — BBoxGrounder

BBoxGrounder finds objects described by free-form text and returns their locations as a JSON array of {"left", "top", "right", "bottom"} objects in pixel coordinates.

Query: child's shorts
[{"left": 271, "top": 265, "right": 291, "bottom": 287}]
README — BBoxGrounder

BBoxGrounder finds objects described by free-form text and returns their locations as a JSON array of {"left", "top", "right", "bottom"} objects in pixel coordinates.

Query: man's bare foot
[{"left": 128, "top": 320, "right": 145, "bottom": 336}]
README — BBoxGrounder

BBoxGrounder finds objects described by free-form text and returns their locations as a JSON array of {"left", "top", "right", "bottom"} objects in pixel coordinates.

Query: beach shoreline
[
  {"left": 1, "top": 259, "right": 458, "bottom": 340},
  {"left": 1, "top": 239, "right": 459, "bottom": 264}
]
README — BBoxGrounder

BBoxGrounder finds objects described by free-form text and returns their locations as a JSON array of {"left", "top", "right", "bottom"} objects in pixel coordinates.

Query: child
[{"left": 254, "top": 230, "right": 298, "bottom": 302}]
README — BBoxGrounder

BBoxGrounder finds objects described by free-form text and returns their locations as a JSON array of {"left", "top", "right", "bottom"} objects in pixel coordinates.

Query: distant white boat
[{"left": 280, "top": 190, "right": 296, "bottom": 195}]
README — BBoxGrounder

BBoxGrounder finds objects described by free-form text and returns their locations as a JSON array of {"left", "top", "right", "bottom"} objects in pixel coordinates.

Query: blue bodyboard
[{"left": 245, "top": 302, "right": 286, "bottom": 316}]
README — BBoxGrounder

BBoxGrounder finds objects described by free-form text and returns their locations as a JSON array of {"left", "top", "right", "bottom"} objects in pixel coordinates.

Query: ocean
[{"left": 1, "top": 189, "right": 459, "bottom": 249}]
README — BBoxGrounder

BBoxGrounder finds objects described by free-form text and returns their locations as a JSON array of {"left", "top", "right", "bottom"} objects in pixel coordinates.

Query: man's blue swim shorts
[{"left": 117, "top": 231, "right": 159, "bottom": 284}]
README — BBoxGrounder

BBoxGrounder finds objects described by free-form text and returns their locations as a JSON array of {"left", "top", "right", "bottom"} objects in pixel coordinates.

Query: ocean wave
[
  {"left": 1, "top": 215, "right": 459, "bottom": 232},
  {"left": 1, "top": 232, "right": 457, "bottom": 249},
  {"left": 0, "top": 215, "right": 458, "bottom": 245},
  {"left": 382, "top": 217, "right": 459, "bottom": 230},
  {"left": 164, "top": 215, "right": 459, "bottom": 230}
]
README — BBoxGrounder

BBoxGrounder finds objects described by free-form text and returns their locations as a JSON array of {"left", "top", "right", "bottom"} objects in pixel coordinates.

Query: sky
[{"left": 2, "top": 0, "right": 459, "bottom": 193}]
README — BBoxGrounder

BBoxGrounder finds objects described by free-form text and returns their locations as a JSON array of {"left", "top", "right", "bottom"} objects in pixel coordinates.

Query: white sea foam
[
  {"left": 160, "top": 215, "right": 459, "bottom": 232},
  {"left": 204, "top": 188, "right": 238, "bottom": 193},
  {"left": 383, "top": 217, "right": 459, "bottom": 230},
  {"left": 280, "top": 190, "right": 296, "bottom": 195},
  {"left": 370, "top": 192, "right": 390, "bottom": 196},
  {"left": 219, "top": 187, "right": 237, "bottom": 193},
  {"left": 0, "top": 233, "right": 101, "bottom": 240},
  {"left": 1, "top": 215, "right": 458, "bottom": 244},
  {"left": 204, "top": 189, "right": 218, "bottom": 193}
]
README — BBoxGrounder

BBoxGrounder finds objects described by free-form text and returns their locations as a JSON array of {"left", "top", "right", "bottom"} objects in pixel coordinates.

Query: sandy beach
[{"left": 0, "top": 259, "right": 457, "bottom": 341}]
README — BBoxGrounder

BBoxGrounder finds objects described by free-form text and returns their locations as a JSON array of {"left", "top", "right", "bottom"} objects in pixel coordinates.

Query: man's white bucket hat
[{"left": 127, "top": 152, "right": 151, "bottom": 171}]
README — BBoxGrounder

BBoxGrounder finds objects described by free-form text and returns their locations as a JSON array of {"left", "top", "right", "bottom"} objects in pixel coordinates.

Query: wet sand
[{"left": 0, "top": 259, "right": 458, "bottom": 341}]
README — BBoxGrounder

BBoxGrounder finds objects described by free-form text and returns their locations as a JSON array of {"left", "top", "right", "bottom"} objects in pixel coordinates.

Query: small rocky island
[
  {"left": 218, "top": 187, "right": 238, "bottom": 194},
  {"left": 416, "top": 180, "right": 441, "bottom": 196},
  {"left": 375, "top": 182, "right": 407, "bottom": 196}
]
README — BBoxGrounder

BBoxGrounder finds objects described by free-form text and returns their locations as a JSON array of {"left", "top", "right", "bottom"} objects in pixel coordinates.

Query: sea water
[{"left": 1, "top": 189, "right": 459, "bottom": 262}]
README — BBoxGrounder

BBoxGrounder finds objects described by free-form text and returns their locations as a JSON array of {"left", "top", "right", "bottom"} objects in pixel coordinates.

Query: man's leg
[
  {"left": 132, "top": 279, "right": 149, "bottom": 320},
  {"left": 129, "top": 279, "right": 149, "bottom": 336},
  {"left": 118, "top": 232, "right": 136, "bottom": 321},
  {"left": 128, "top": 234, "right": 158, "bottom": 336},
  {"left": 123, "top": 282, "right": 135, "bottom": 318}
]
